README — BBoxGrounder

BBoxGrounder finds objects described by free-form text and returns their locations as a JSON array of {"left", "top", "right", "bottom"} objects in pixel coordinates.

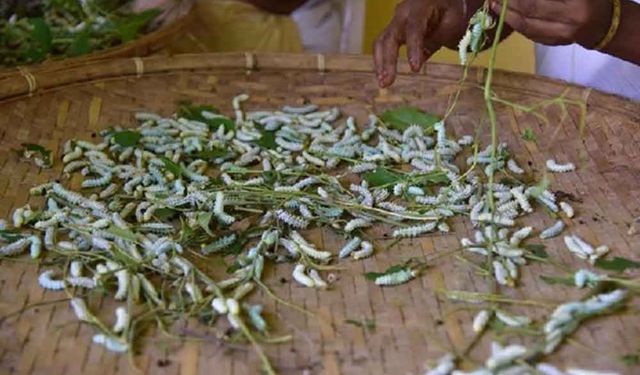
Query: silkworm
[
  {"left": 38, "top": 270, "right": 66, "bottom": 290},
  {"left": 406, "top": 186, "right": 425, "bottom": 196},
  {"left": 560, "top": 201, "right": 575, "bottom": 218},
  {"left": 509, "top": 226, "right": 532, "bottom": 246},
  {"left": 485, "top": 344, "right": 528, "bottom": 370},
  {"left": 350, "top": 162, "right": 377, "bottom": 174},
  {"left": 393, "top": 183, "right": 406, "bottom": 196},
  {"left": 546, "top": 159, "right": 575, "bottom": 173},
  {"left": 377, "top": 202, "right": 407, "bottom": 213},
  {"left": 70, "top": 297, "right": 91, "bottom": 322},
  {"left": 292, "top": 264, "right": 315, "bottom": 288},
  {"left": 276, "top": 210, "right": 309, "bottom": 229},
  {"left": 392, "top": 222, "right": 437, "bottom": 238},
  {"left": 92, "top": 334, "right": 129, "bottom": 352},
  {"left": 374, "top": 269, "right": 416, "bottom": 286},
  {"left": 495, "top": 310, "right": 531, "bottom": 327},
  {"left": 67, "top": 276, "right": 97, "bottom": 289},
  {"left": 344, "top": 218, "right": 372, "bottom": 233},
  {"left": 0, "top": 237, "right": 30, "bottom": 256},
  {"left": 352, "top": 241, "right": 374, "bottom": 260},
  {"left": 202, "top": 234, "right": 237, "bottom": 254},
  {"left": 472, "top": 310, "right": 491, "bottom": 333},
  {"left": 507, "top": 159, "right": 524, "bottom": 174},
  {"left": 458, "top": 30, "right": 472, "bottom": 65},
  {"left": 308, "top": 269, "right": 328, "bottom": 289},
  {"left": 112, "top": 306, "right": 130, "bottom": 333},
  {"left": 511, "top": 186, "right": 532, "bottom": 213},
  {"left": 290, "top": 231, "right": 331, "bottom": 261},
  {"left": 574, "top": 269, "right": 602, "bottom": 288},
  {"left": 540, "top": 220, "right": 565, "bottom": 239},
  {"left": 338, "top": 237, "right": 361, "bottom": 258},
  {"left": 492, "top": 261, "right": 509, "bottom": 286},
  {"left": 477, "top": 213, "right": 515, "bottom": 227}
]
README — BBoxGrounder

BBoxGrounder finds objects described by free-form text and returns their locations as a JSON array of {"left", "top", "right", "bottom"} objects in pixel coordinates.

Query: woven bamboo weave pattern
[{"left": 0, "top": 53, "right": 638, "bottom": 375}]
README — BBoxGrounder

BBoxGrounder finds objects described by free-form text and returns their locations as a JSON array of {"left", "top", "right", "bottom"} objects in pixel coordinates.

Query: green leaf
[
  {"left": 207, "top": 117, "right": 235, "bottom": 132},
  {"left": 363, "top": 167, "right": 401, "bottom": 187},
  {"left": 160, "top": 157, "right": 182, "bottom": 176},
  {"left": 539, "top": 275, "right": 574, "bottom": 287},
  {"left": 113, "top": 9, "right": 161, "bottom": 42},
  {"left": 420, "top": 170, "right": 449, "bottom": 185},
  {"left": 68, "top": 31, "right": 91, "bottom": 56},
  {"left": 194, "top": 148, "right": 234, "bottom": 161},
  {"left": 380, "top": 107, "right": 440, "bottom": 132},
  {"left": 28, "top": 18, "right": 52, "bottom": 55},
  {"left": 256, "top": 130, "right": 277, "bottom": 150},
  {"left": 19, "top": 143, "right": 52, "bottom": 167},
  {"left": 364, "top": 264, "right": 406, "bottom": 281},
  {"left": 112, "top": 130, "right": 142, "bottom": 147},
  {"left": 594, "top": 257, "right": 640, "bottom": 272},
  {"left": 197, "top": 212, "right": 214, "bottom": 237},
  {"left": 522, "top": 127, "right": 537, "bottom": 142},
  {"left": 106, "top": 225, "right": 138, "bottom": 243},
  {"left": 621, "top": 354, "right": 640, "bottom": 366},
  {"left": 0, "top": 229, "right": 24, "bottom": 243},
  {"left": 525, "top": 244, "right": 548, "bottom": 259},
  {"left": 154, "top": 208, "right": 178, "bottom": 220}
]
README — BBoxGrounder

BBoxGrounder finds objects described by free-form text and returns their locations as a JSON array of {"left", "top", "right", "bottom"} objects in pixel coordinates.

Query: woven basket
[
  {"left": 0, "top": 53, "right": 638, "bottom": 375},
  {"left": 0, "top": 7, "right": 194, "bottom": 79}
]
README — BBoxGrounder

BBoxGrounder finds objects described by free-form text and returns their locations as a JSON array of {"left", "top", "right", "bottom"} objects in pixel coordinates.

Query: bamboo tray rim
[{"left": 1, "top": 52, "right": 638, "bottom": 115}]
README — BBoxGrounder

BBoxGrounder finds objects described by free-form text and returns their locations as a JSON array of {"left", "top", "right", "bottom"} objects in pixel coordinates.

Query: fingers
[
  {"left": 373, "top": 28, "right": 402, "bottom": 88},
  {"left": 406, "top": 18, "right": 429, "bottom": 72}
]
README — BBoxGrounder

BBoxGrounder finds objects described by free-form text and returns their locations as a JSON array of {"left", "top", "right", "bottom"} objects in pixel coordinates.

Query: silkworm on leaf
[{"left": 374, "top": 269, "right": 416, "bottom": 286}]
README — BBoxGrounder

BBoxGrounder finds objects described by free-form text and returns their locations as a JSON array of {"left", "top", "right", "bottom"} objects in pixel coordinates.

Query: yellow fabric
[{"left": 168, "top": 0, "right": 304, "bottom": 53}]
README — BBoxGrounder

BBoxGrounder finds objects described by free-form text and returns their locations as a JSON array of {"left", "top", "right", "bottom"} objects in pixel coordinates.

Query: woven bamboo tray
[
  {"left": 0, "top": 53, "right": 639, "bottom": 375},
  {"left": 0, "top": 8, "right": 194, "bottom": 80}
]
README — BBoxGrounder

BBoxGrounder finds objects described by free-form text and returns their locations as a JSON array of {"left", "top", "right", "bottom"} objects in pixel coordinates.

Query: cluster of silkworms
[
  {"left": 424, "top": 290, "right": 626, "bottom": 375},
  {"left": 0, "top": 91, "right": 624, "bottom": 375}
]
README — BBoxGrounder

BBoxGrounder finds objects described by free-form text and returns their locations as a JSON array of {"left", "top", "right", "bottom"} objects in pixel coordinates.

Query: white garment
[
  {"left": 291, "top": 0, "right": 364, "bottom": 53},
  {"left": 535, "top": 0, "right": 640, "bottom": 101}
]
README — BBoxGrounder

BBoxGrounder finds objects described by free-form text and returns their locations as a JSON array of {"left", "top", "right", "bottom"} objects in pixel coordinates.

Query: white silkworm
[
  {"left": 495, "top": 310, "right": 531, "bottom": 327},
  {"left": 67, "top": 276, "right": 96, "bottom": 289},
  {"left": 38, "top": 270, "right": 66, "bottom": 290},
  {"left": 292, "top": 264, "right": 315, "bottom": 288},
  {"left": 290, "top": 231, "right": 331, "bottom": 261},
  {"left": 308, "top": 269, "right": 328, "bottom": 289},
  {"left": 540, "top": 220, "right": 565, "bottom": 239},
  {"left": 212, "top": 297, "right": 228, "bottom": 314},
  {"left": 276, "top": 210, "right": 309, "bottom": 229},
  {"left": 477, "top": 213, "right": 515, "bottom": 227},
  {"left": 507, "top": 159, "right": 524, "bottom": 174},
  {"left": 472, "top": 310, "right": 491, "bottom": 333},
  {"left": 350, "top": 162, "right": 377, "bottom": 174},
  {"left": 407, "top": 186, "right": 425, "bottom": 196},
  {"left": 113, "top": 306, "right": 130, "bottom": 333},
  {"left": 92, "top": 334, "right": 129, "bottom": 352},
  {"left": 344, "top": 218, "right": 372, "bottom": 232},
  {"left": 485, "top": 344, "right": 528, "bottom": 370},
  {"left": 338, "top": 237, "right": 362, "bottom": 258},
  {"left": 375, "top": 269, "right": 416, "bottom": 286},
  {"left": 392, "top": 222, "right": 437, "bottom": 238},
  {"left": 566, "top": 368, "right": 619, "bottom": 375},
  {"left": 560, "top": 201, "right": 575, "bottom": 218},
  {"left": 458, "top": 29, "right": 472, "bottom": 65},
  {"left": 574, "top": 269, "right": 602, "bottom": 288},
  {"left": 493, "top": 261, "right": 509, "bottom": 286},
  {"left": 547, "top": 159, "right": 576, "bottom": 173},
  {"left": 509, "top": 226, "right": 532, "bottom": 246},
  {"left": 0, "top": 237, "right": 30, "bottom": 256},
  {"left": 511, "top": 186, "right": 532, "bottom": 213},
  {"left": 70, "top": 298, "right": 91, "bottom": 322},
  {"left": 352, "top": 241, "right": 374, "bottom": 260}
]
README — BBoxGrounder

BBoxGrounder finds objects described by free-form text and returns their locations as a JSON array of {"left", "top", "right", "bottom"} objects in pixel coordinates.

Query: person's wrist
[{"left": 576, "top": 0, "right": 615, "bottom": 49}]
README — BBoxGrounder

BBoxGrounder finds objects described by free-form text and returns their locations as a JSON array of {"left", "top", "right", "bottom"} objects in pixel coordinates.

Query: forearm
[
  {"left": 242, "top": 0, "right": 306, "bottom": 14},
  {"left": 599, "top": 0, "right": 640, "bottom": 65}
]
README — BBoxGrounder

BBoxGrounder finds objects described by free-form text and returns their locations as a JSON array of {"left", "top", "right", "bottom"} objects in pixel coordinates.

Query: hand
[
  {"left": 490, "top": 0, "right": 613, "bottom": 48},
  {"left": 374, "top": 0, "right": 472, "bottom": 88}
]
